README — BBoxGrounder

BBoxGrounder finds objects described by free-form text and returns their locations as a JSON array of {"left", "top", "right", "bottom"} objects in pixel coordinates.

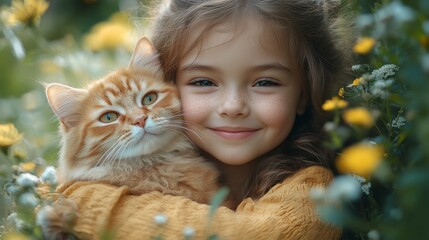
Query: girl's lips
[{"left": 209, "top": 128, "right": 259, "bottom": 140}]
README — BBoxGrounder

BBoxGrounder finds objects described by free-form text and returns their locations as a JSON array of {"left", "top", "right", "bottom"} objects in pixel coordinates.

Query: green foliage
[{"left": 316, "top": 1, "right": 429, "bottom": 239}]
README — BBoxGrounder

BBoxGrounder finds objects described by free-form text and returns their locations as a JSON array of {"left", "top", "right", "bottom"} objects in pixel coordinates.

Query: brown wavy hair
[{"left": 147, "top": 0, "right": 355, "bottom": 199}]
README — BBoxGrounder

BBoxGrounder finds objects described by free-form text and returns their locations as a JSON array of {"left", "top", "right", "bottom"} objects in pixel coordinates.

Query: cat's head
[{"left": 46, "top": 37, "right": 183, "bottom": 171}]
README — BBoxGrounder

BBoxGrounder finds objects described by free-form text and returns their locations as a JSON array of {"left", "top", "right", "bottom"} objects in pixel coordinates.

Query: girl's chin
[{"left": 212, "top": 153, "right": 257, "bottom": 166}]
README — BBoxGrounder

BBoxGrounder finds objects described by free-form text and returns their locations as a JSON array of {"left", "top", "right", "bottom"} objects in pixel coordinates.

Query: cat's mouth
[{"left": 143, "top": 127, "right": 162, "bottom": 136}]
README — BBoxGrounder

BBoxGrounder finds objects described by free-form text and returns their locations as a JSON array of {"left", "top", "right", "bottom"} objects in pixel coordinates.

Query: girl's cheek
[
  {"left": 254, "top": 94, "right": 297, "bottom": 129},
  {"left": 180, "top": 92, "right": 210, "bottom": 123}
]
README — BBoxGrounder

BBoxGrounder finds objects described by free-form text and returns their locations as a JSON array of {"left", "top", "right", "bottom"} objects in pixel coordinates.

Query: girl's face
[{"left": 176, "top": 18, "right": 306, "bottom": 165}]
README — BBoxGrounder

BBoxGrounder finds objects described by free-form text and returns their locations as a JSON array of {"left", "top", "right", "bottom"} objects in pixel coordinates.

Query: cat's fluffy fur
[{"left": 39, "top": 37, "right": 219, "bottom": 239}]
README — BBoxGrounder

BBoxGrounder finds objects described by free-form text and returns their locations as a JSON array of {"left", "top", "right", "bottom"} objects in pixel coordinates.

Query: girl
[{"left": 56, "top": 0, "right": 353, "bottom": 239}]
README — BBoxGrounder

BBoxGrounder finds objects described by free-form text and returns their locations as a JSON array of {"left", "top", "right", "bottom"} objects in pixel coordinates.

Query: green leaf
[{"left": 208, "top": 187, "right": 229, "bottom": 220}]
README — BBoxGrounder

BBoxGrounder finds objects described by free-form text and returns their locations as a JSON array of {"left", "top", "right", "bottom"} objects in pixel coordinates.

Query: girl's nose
[{"left": 218, "top": 89, "right": 250, "bottom": 118}]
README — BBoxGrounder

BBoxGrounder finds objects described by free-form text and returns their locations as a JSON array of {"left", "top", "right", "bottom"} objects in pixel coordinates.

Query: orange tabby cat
[{"left": 39, "top": 37, "right": 220, "bottom": 239}]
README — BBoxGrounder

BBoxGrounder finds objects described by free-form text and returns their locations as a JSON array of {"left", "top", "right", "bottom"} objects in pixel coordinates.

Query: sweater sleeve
[{"left": 58, "top": 166, "right": 341, "bottom": 240}]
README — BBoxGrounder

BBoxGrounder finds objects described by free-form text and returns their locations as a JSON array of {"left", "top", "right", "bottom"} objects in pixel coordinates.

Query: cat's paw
[{"left": 37, "top": 196, "right": 79, "bottom": 240}]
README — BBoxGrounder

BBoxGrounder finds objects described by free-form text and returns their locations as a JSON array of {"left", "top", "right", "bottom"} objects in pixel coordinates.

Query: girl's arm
[{"left": 59, "top": 166, "right": 340, "bottom": 240}]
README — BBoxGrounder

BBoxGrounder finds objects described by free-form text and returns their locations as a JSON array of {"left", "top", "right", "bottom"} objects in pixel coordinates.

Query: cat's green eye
[
  {"left": 99, "top": 112, "right": 119, "bottom": 123},
  {"left": 142, "top": 92, "right": 158, "bottom": 105}
]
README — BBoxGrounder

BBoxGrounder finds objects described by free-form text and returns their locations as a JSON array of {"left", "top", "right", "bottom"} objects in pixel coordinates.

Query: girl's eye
[
  {"left": 254, "top": 78, "right": 279, "bottom": 87},
  {"left": 99, "top": 112, "right": 119, "bottom": 123},
  {"left": 189, "top": 78, "right": 216, "bottom": 87},
  {"left": 142, "top": 92, "right": 158, "bottom": 105}
]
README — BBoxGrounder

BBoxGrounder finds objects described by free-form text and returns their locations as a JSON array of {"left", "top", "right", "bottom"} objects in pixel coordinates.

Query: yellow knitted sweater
[{"left": 57, "top": 166, "right": 341, "bottom": 240}]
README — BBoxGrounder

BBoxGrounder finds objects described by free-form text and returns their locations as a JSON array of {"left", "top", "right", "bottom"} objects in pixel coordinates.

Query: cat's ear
[
  {"left": 128, "top": 37, "right": 160, "bottom": 70},
  {"left": 45, "top": 83, "right": 87, "bottom": 129}
]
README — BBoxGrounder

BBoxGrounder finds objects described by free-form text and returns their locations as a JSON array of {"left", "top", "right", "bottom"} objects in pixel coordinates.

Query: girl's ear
[
  {"left": 128, "top": 37, "right": 161, "bottom": 70},
  {"left": 45, "top": 83, "right": 87, "bottom": 129}
]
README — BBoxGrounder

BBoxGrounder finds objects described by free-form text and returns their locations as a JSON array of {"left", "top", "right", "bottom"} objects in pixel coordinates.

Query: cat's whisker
[
  {"left": 166, "top": 120, "right": 206, "bottom": 139},
  {"left": 165, "top": 107, "right": 207, "bottom": 119},
  {"left": 97, "top": 140, "right": 121, "bottom": 167},
  {"left": 174, "top": 123, "right": 210, "bottom": 150},
  {"left": 167, "top": 112, "right": 185, "bottom": 119},
  {"left": 98, "top": 133, "right": 130, "bottom": 167},
  {"left": 162, "top": 123, "right": 205, "bottom": 148},
  {"left": 163, "top": 127, "right": 200, "bottom": 149},
  {"left": 88, "top": 137, "right": 117, "bottom": 156},
  {"left": 110, "top": 138, "right": 128, "bottom": 169},
  {"left": 179, "top": 107, "right": 207, "bottom": 115},
  {"left": 161, "top": 120, "right": 203, "bottom": 134},
  {"left": 107, "top": 140, "right": 130, "bottom": 169},
  {"left": 113, "top": 134, "right": 138, "bottom": 169},
  {"left": 110, "top": 133, "right": 134, "bottom": 165},
  {"left": 118, "top": 137, "right": 136, "bottom": 167}
]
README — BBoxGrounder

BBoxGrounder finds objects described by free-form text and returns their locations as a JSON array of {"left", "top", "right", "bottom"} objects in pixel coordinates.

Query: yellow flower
[
  {"left": 20, "top": 162, "right": 36, "bottom": 172},
  {"left": 0, "top": 123, "right": 23, "bottom": 147},
  {"left": 322, "top": 97, "right": 348, "bottom": 111},
  {"left": 6, "top": 0, "right": 49, "bottom": 26},
  {"left": 338, "top": 87, "right": 345, "bottom": 98},
  {"left": 13, "top": 147, "right": 27, "bottom": 159},
  {"left": 353, "top": 37, "right": 376, "bottom": 55},
  {"left": 4, "top": 232, "right": 29, "bottom": 240},
  {"left": 40, "top": 60, "right": 61, "bottom": 74},
  {"left": 84, "top": 12, "right": 134, "bottom": 51},
  {"left": 343, "top": 107, "right": 374, "bottom": 128},
  {"left": 420, "top": 36, "right": 429, "bottom": 50},
  {"left": 352, "top": 77, "right": 361, "bottom": 86},
  {"left": 336, "top": 143, "right": 384, "bottom": 179}
]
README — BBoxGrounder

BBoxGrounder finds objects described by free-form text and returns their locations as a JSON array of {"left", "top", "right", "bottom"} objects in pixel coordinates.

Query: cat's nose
[{"left": 133, "top": 116, "right": 147, "bottom": 128}]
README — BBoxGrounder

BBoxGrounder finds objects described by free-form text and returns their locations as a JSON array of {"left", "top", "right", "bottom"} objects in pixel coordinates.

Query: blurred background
[
  {"left": 1, "top": 0, "right": 429, "bottom": 239},
  {"left": 0, "top": 0, "right": 154, "bottom": 163}
]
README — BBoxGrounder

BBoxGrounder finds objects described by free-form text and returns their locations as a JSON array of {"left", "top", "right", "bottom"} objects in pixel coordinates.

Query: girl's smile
[
  {"left": 176, "top": 17, "right": 306, "bottom": 166},
  {"left": 208, "top": 127, "right": 260, "bottom": 141}
]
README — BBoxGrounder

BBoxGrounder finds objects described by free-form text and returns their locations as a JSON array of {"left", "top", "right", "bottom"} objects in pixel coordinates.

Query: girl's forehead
[{"left": 181, "top": 16, "right": 293, "bottom": 65}]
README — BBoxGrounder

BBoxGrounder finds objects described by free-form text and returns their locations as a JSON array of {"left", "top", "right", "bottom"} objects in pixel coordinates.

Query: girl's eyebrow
[
  {"left": 251, "top": 63, "right": 291, "bottom": 73},
  {"left": 179, "top": 64, "right": 217, "bottom": 73},
  {"left": 180, "top": 63, "right": 291, "bottom": 73}
]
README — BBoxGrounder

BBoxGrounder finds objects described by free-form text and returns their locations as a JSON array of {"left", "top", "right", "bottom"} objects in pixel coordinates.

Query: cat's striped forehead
[{"left": 88, "top": 68, "right": 176, "bottom": 106}]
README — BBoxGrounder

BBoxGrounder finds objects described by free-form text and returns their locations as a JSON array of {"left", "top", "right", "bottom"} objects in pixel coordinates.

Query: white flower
[
  {"left": 352, "top": 174, "right": 372, "bottom": 195},
  {"left": 371, "top": 64, "right": 399, "bottom": 81},
  {"left": 421, "top": 54, "right": 429, "bottom": 73},
  {"left": 310, "top": 187, "right": 326, "bottom": 201},
  {"left": 377, "top": 2, "right": 414, "bottom": 24},
  {"left": 351, "top": 174, "right": 366, "bottom": 183},
  {"left": 19, "top": 192, "right": 39, "bottom": 207},
  {"left": 154, "top": 213, "right": 167, "bottom": 225},
  {"left": 390, "top": 208, "right": 403, "bottom": 220},
  {"left": 356, "top": 14, "right": 374, "bottom": 29},
  {"left": 371, "top": 89, "right": 388, "bottom": 99},
  {"left": 361, "top": 182, "right": 372, "bottom": 195},
  {"left": 16, "top": 172, "right": 40, "bottom": 187},
  {"left": 373, "top": 2, "right": 415, "bottom": 37},
  {"left": 326, "top": 175, "right": 361, "bottom": 202},
  {"left": 183, "top": 226, "right": 195, "bottom": 238},
  {"left": 6, "top": 212, "right": 25, "bottom": 230},
  {"left": 424, "top": 21, "right": 429, "bottom": 35},
  {"left": 368, "top": 229, "right": 380, "bottom": 240},
  {"left": 370, "top": 79, "right": 394, "bottom": 99},
  {"left": 351, "top": 64, "right": 362, "bottom": 72},
  {"left": 6, "top": 185, "right": 21, "bottom": 195},
  {"left": 40, "top": 166, "right": 57, "bottom": 185},
  {"left": 391, "top": 116, "right": 406, "bottom": 129},
  {"left": 36, "top": 205, "right": 54, "bottom": 228},
  {"left": 323, "top": 122, "right": 336, "bottom": 132}
]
